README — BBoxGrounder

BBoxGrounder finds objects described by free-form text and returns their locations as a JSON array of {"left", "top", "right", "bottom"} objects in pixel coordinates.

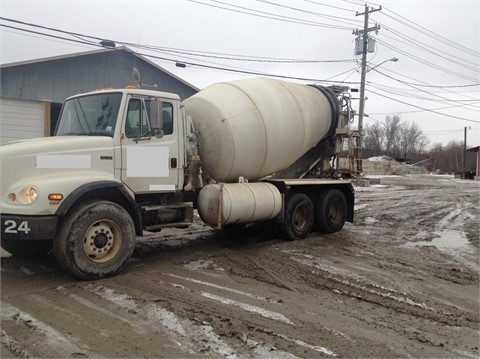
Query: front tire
[
  {"left": 54, "top": 200, "right": 136, "bottom": 280},
  {"left": 279, "top": 193, "right": 314, "bottom": 241},
  {"left": 315, "top": 189, "right": 347, "bottom": 233}
]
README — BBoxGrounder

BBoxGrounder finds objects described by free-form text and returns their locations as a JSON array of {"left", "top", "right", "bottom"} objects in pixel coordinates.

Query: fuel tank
[
  {"left": 182, "top": 77, "right": 337, "bottom": 182},
  {"left": 197, "top": 182, "right": 282, "bottom": 227}
]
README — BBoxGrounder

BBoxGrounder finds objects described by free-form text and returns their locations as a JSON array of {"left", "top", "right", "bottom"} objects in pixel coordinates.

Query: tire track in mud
[
  {"left": 98, "top": 268, "right": 341, "bottom": 358},
  {"left": 196, "top": 236, "right": 479, "bottom": 331},
  {"left": 1, "top": 286, "right": 191, "bottom": 358},
  {"left": 294, "top": 250, "right": 477, "bottom": 328},
  {"left": 221, "top": 241, "right": 479, "bottom": 330}
]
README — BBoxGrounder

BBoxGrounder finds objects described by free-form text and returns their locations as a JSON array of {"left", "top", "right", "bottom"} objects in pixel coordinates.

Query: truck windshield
[{"left": 55, "top": 93, "right": 122, "bottom": 137}]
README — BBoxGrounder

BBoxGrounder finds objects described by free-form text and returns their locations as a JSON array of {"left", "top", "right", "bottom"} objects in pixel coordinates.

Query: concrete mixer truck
[{"left": 0, "top": 77, "right": 355, "bottom": 279}]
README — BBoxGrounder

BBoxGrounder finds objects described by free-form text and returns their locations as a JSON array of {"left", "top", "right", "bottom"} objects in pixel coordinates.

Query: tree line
[{"left": 363, "top": 115, "right": 476, "bottom": 173}]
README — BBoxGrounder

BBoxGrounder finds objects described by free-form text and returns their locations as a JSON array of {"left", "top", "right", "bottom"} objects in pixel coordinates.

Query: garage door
[{"left": 0, "top": 98, "right": 46, "bottom": 144}]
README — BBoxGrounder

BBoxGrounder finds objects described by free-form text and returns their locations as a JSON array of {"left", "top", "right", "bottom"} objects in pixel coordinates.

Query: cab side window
[
  {"left": 162, "top": 102, "right": 173, "bottom": 135},
  {"left": 126, "top": 99, "right": 150, "bottom": 138}
]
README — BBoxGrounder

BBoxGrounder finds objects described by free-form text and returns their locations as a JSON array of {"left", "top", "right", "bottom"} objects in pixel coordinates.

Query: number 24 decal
[{"left": 4, "top": 220, "right": 31, "bottom": 234}]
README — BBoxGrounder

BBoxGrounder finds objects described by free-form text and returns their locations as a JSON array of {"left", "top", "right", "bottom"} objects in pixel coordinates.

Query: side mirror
[{"left": 149, "top": 100, "right": 164, "bottom": 138}]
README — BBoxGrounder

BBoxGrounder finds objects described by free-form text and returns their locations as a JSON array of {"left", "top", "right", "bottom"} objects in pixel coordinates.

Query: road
[{"left": 1, "top": 174, "right": 479, "bottom": 358}]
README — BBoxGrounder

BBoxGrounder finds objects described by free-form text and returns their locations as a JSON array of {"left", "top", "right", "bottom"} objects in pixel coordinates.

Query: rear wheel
[
  {"left": 315, "top": 189, "right": 347, "bottom": 233},
  {"left": 54, "top": 200, "right": 136, "bottom": 280},
  {"left": 279, "top": 193, "right": 314, "bottom": 241}
]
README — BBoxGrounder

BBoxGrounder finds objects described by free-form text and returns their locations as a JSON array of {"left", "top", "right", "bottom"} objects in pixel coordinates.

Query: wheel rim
[
  {"left": 329, "top": 199, "right": 343, "bottom": 224},
  {"left": 292, "top": 204, "right": 310, "bottom": 232},
  {"left": 84, "top": 220, "right": 122, "bottom": 263}
]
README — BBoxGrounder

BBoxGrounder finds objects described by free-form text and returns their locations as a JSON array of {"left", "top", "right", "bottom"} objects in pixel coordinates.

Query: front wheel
[
  {"left": 54, "top": 200, "right": 136, "bottom": 280},
  {"left": 278, "top": 193, "right": 314, "bottom": 241},
  {"left": 315, "top": 189, "right": 347, "bottom": 233}
]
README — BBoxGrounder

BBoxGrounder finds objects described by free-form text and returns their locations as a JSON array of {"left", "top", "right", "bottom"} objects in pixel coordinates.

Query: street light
[{"left": 366, "top": 57, "right": 398, "bottom": 73}]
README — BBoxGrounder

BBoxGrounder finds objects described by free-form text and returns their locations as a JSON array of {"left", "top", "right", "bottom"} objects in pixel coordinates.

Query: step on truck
[{"left": 0, "top": 77, "right": 355, "bottom": 279}]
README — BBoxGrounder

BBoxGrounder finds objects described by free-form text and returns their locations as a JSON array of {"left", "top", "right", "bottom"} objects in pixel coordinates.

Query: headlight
[{"left": 6, "top": 186, "right": 38, "bottom": 205}]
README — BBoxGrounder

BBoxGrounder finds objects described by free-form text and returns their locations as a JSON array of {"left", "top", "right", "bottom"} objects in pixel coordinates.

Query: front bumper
[{"left": 1, "top": 214, "right": 58, "bottom": 241}]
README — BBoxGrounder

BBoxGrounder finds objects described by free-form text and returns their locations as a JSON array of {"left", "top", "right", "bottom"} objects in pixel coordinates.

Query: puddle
[
  {"left": 402, "top": 230, "right": 478, "bottom": 270},
  {"left": 403, "top": 230, "right": 473, "bottom": 252}
]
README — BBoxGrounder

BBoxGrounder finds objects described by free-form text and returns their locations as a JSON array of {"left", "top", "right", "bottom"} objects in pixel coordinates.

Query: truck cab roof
[{"left": 66, "top": 88, "right": 182, "bottom": 101}]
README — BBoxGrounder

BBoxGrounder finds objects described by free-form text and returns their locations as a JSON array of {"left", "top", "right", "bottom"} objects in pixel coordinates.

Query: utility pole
[{"left": 353, "top": 5, "right": 381, "bottom": 175}]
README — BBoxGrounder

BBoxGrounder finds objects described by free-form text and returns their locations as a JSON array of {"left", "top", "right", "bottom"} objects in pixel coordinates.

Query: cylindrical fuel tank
[
  {"left": 197, "top": 182, "right": 282, "bottom": 227},
  {"left": 183, "top": 77, "right": 336, "bottom": 182}
]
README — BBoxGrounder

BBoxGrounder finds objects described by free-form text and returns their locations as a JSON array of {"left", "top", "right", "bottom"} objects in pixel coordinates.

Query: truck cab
[{"left": 1, "top": 88, "right": 195, "bottom": 278}]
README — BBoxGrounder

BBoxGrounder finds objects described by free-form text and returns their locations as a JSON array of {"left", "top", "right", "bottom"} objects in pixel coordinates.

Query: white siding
[{"left": 0, "top": 98, "right": 45, "bottom": 144}]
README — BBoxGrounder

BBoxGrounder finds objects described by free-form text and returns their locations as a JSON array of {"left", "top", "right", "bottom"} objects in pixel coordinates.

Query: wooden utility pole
[{"left": 353, "top": 5, "right": 381, "bottom": 174}]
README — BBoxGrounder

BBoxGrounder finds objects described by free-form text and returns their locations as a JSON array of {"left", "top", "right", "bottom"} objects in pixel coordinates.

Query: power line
[
  {"left": 137, "top": 49, "right": 361, "bottom": 83},
  {"left": 187, "top": 0, "right": 352, "bottom": 30},
  {"left": 303, "top": 0, "right": 356, "bottom": 13},
  {"left": 381, "top": 8, "right": 479, "bottom": 57},
  {"left": 367, "top": 87, "right": 480, "bottom": 114},
  {"left": 256, "top": 0, "right": 363, "bottom": 26},
  {"left": 0, "top": 16, "right": 353, "bottom": 64},
  {"left": 0, "top": 21, "right": 361, "bottom": 84},
  {"left": 0, "top": 23, "right": 98, "bottom": 48},
  {"left": 367, "top": 81, "right": 480, "bottom": 95},
  {"left": 376, "top": 39, "right": 479, "bottom": 83},
  {"left": 378, "top": 29, "right": 479, "bottom": 72},
  {"left": 371, "top": 68, "right": 480, "bottom": 112},
  {"left": 342, "top": 0, "right": 479, "bottom": 57},
  {"left": 367, "top": 88, "right": 480, "bottom": 124},
  {"left": 368, "top": 66, "right": 480, "bottom": 103},
  {"left": 368, "top": 83, "right": 480, "bottom": 105},
  {"left": 132, "top": 45, "right": 354, "bottom": 64}
]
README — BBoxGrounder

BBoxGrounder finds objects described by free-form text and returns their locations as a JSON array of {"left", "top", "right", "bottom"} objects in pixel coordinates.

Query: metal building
[{"left": 0, "top": 47, "right": 199, "bottom": 144}]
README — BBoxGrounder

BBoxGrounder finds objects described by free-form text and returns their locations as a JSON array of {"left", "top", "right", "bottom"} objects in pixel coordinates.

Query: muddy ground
[{"left": 1, "top": 174, "right": 479, "bottom": 358}]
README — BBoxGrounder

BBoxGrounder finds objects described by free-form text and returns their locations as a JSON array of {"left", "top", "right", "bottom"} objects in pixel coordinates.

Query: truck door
[{"left": 120, "top": 96, "right": 179, "bottom": 193}]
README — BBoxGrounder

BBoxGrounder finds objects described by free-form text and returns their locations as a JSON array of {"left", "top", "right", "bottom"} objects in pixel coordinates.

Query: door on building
[{"left": 0, "top": 98, "right": 44, "bottom": 144}]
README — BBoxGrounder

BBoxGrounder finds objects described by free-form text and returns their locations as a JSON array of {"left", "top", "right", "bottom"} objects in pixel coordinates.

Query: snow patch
[
  {"left": 201, "top": 292, "right": 294, "bottom": 325},
  {"left": 93, "top": 286, "right": 236, "bottom": 358},
  {"left": 364, "top": 217, "right": 378, "bottom": 224},
  {"left": 368, "top": 155, "right": 395, "bottom": 162},
  {"left": 167, "top": 273, "right": 278, "bottom": 303}
]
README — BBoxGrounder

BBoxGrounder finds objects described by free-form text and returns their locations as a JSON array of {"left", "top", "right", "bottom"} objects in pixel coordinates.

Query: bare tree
[
  {"left": 363, "top": 115, "right": 429, "bottom": 163},
  {"left": 427, "top": 140, "right": 475, "bottom": 173},
  {"left": 383, "top": 115, "right": 401, "bottom": 156},
  {"left": 397, "top": 121, "right": 429, "bottom": 161},
  {"left": 364, "top": 122, "right": 383, "bottom": 155}
]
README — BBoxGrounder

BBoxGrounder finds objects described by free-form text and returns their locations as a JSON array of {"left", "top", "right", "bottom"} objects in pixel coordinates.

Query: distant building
[
  {"left": 0, "top": 47, "right": 199, "bottom": 144},
  {"left": 467, "top": 146, "right": 480, "bottom": 179}
]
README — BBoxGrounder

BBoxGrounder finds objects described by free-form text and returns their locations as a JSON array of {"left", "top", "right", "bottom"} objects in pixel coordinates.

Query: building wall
[
  {"left": 0, "top": 49, "right": 199, "bottom": 144},
  {"left": 0, "top": 49, "right": 198, "bottom": 104}
]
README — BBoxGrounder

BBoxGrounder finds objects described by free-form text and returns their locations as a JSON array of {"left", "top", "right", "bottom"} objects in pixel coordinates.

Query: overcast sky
[{"left": 1, "top": 0, "right": 479, "bottom": 147}]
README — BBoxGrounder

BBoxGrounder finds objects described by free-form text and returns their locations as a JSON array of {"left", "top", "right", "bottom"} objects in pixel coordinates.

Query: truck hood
[
  {"left": 0, "top": 136, "right": 113, "bottom": 158},
  {"left": 1, "top": 136, "right": 116, "bottom": 212}
]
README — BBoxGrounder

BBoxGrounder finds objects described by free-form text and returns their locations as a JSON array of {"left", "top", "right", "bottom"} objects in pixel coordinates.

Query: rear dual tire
[
  {"left": 279, "top": 193, "right": 314, "bottom": 241},
  {"left": 278, "top": 189, "right": 347, "bottom": 241},
  {"left": 315, "top": 189, "right": 347, "bottom": 233}
]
